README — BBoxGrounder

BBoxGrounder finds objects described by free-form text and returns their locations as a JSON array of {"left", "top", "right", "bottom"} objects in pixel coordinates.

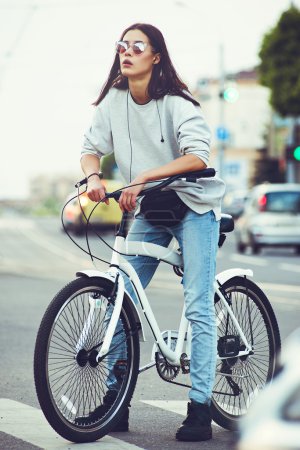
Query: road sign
[{"left": 216, "top": 126, "right": 229, "bottom": 141}]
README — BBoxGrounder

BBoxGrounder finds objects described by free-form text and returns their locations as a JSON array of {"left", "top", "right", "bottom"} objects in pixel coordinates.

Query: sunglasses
[{"left": 116, "top": 40, "right": 148, "bottom": 55}]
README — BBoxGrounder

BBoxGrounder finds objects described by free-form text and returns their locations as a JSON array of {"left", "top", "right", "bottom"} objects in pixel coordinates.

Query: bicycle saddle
[{"left": 220, "top": 214, "right": 234, "bottom": 233}]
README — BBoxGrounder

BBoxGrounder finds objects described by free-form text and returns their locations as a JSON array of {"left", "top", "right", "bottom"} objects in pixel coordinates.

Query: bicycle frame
[{"left": 78, "top": 233, "right": 254, "bottom": 367}]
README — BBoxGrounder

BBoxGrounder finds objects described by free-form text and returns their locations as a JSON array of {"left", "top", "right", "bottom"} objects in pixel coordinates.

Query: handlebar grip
[
  {"left": 75, "top": 177, "right": 87, "bottom": 188},
  {"left": 106, "top": 191, "right": 122, "bottom": 201},
  {"left": 182, "top": 168, "right": 216, "bottom": 179}
]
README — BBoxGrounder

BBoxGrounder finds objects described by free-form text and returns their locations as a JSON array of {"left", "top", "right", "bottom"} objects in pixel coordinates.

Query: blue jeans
[{"left": 107, "top": 209, "right": 219, "bottom": 405}]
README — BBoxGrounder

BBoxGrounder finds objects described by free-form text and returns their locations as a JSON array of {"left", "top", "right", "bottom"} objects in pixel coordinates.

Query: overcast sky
[{"left": 0, "top": 0, "right": 298, "bottom": 199}]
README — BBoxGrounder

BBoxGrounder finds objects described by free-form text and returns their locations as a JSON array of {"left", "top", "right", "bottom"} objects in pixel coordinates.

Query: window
[{"left": 263, "top": 192, "right": 300, "bottom": 213}]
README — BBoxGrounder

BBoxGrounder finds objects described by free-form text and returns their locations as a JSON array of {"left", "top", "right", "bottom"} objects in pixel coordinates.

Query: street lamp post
[{"left": 217, "top": 44, "right": 225, "bottom": 179}]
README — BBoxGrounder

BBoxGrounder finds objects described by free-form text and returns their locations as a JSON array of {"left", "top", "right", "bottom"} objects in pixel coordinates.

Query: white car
[{"left": 235, "top": 183, "right": 300, "bottom": 254}]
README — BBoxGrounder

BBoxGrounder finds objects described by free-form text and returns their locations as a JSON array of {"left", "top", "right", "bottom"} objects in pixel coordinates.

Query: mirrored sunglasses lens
[
  {"left": 133, "top": 42, "right": 145, "bottom": 54},
  {"left": 116, "top": 42, "right": 127, "bottom": 54}
]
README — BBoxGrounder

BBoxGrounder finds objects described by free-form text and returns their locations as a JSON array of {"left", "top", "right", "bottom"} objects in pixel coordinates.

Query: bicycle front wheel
[
  {"left": 34, "top": 276, "right": 140, "bottom": 443},
  {"left": 211, "top": 276, "right": 281, "bottom": 430}
]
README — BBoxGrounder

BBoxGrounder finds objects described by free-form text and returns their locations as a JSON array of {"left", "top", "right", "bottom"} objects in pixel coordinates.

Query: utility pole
[
  {"left": 217, "top": 44, "right": 226, "bottom": 179},
  {"left": 286, "top": 117, "right": 296, "bottom": 183}
]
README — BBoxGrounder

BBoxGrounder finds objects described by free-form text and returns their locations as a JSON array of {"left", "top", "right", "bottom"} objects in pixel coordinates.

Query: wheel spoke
[{"left": 213, "top": 279, "right": 279, "bottom": 425}]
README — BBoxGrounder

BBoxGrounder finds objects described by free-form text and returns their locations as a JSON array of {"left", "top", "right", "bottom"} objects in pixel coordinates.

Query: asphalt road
[{"left": 0, "top": 214, "right": 300, "bottom": 450}]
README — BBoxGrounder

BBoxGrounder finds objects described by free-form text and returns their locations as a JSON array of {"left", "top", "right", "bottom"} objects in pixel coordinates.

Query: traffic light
[
  {"left": 294, "top": 146, "right": 300, "bottom": 161},
  {"left": 293, "top": 124, "right": 300, "bottom": 161},
  {"left": 286, "top": 124, "right": 300, "bottom": 162},
  {"left": 285, "top": 124, "right": 300, "bottom": 162},
  {"left": 219, "top": 86, "right": 239, "bottom": 103}
]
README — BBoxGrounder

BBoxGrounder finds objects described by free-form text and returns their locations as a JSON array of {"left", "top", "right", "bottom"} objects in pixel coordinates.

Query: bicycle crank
[{"left": 155, "top": 352, "right": 180, "bottom": 381}]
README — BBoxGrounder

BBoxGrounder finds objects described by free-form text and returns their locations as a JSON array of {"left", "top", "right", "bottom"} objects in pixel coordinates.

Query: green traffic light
[
  {"left": 294, "top": 146, "right": 300, "bottom": 161},
  {"left": 223, "top": 87, "right": 239, "bottom": 103}
]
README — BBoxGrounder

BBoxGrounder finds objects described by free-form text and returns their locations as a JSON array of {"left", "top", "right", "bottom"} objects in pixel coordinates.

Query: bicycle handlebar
[{"left": 76, "top": 167, "right": 216, "bottom": 201}]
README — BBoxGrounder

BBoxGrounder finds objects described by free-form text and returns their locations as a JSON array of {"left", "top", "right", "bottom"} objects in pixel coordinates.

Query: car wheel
[
  {"left": 251, "top": 243, "right": 261, "bottom": 255},
  {"left": 295, "top": 245, "right": 300, "bottom": 255},
  {"left": 72, "top": 217, "right": 85, "bottom": 236},
  {"left": 249, "top": 233, "right": 261, "bottom": 255},
  {"left": 237, "top": 241, "right": 246, "bottom": 253},
  {"left": 74, "top": 226, "right": 84, "bottom": 236}
]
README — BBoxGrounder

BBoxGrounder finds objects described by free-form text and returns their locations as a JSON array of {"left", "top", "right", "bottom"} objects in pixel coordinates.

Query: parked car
[
  {"left": 63, "top": 179, "right": 123, "bottom": 235},
  {"left": 235, "top": 183, "right": 300, "bottom": 254},
  {"left": 222, "top": 189, "right": 248, "bottom": 219}
]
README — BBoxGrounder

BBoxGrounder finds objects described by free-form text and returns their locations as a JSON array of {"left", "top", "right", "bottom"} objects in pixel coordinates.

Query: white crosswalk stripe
[
  {"left": 279, "top": 262, "right": 300, "bottom": 273},
  {"left": 141, "top": 400, "right": 187, "bottom": 416},
  {"left": 0, "top": 399, "right": 143, "bottom": 450}
]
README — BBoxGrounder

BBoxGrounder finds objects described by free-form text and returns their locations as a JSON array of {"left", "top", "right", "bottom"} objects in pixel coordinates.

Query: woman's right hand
[{"left": 86, "top": 177, "right": 109, "bottom": 205}]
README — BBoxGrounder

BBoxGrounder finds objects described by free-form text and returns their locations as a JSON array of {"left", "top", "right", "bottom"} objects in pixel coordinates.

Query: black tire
[
  {"left": 251, "top": 243, "right": 261, "bottom": 255},
  {"left": 237, "top": 241, "right": 246, "bottom": 254},
  {"left": 73, "top": 221, "right": 85, "bottom": 236},
  {"left": 34, "top": 276, "right": 140, "bottom": 443},
  {"left": 211, "top": 276, "right": 281, "bottom": 431},
  {"left": 249, "top": 234, "right": 261, "bottom": 254}
]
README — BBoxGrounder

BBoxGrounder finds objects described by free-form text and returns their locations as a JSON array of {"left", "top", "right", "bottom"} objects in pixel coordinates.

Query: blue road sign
[{"left": 216, "top": 126, "right": 229, "bottom": 141}]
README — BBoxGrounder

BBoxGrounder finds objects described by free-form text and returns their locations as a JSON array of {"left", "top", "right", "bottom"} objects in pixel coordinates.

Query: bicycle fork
[
  {"left": 75, "top": 269, "right": 125, "bottom": 361},
  {"left": 96, "top": 270, "right": 124, "bottom": 362}
]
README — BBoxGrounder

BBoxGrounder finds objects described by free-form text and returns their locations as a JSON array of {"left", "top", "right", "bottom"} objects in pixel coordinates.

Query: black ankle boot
[
  {"left": 75, "top": 390, "right": 129, "bottom": 432},
  {"left": 176, "top": 400, "right": 212, "bottom": 442}
]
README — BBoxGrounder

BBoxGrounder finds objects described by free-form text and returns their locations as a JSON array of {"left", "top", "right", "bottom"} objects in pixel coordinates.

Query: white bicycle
[{"left": 34, "top": 168, "right": 281, "bottom": 443}]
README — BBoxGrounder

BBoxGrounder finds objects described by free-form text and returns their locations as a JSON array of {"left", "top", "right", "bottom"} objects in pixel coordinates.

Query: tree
[{"left": 258, "top": 5, "right": 300, "bottom": 117}]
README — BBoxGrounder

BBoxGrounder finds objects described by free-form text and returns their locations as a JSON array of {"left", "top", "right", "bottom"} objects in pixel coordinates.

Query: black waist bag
[{"left": 140, "top": 190, "right": 188, "bottom": 227}]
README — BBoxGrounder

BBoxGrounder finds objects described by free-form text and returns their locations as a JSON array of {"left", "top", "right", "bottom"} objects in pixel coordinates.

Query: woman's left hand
[{"left": 119, "top": 175, "right": 147, "bottom": 212}]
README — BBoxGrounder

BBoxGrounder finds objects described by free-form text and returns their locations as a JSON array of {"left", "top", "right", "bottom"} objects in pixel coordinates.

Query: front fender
[
  {"left": 76, "top": 270, "right": 145, "bottom": 342},
  {"left": 216, "top": 268, "right": 253, "bottom": 286}
]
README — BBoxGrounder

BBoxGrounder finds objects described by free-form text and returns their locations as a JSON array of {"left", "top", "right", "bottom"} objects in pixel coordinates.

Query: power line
[
  {"left": 0, "top": 0, "right": 111, "bottom": 9},
  {"left": 0, "top": 4, "right": 37, "bottom": 91},
  {"left": 3, "top": 5, "right": 37, "bottom": 58}
]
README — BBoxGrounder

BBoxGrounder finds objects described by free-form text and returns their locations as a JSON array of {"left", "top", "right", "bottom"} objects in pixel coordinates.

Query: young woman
[{"left": 80, "top": 23, "right": 225, "bottom": 442}]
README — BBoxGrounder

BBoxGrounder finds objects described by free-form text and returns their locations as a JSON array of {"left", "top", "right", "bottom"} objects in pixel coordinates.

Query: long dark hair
[{"left": 93, "top": 23, "right": 199, "bottom": 106}]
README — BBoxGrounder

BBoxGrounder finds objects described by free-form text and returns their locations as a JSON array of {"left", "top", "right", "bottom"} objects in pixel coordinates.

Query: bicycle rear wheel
[
  {"left": 211, "top": 276, "right": 281, "bottom": 430},
  {"left": 34, "top": 276, "right": 139, "bottom": 443}
]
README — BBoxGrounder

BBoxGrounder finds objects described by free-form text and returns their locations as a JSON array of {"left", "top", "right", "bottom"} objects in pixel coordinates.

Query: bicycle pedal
[{"left": 180, "top": 353, "right": 190, "bottom": 374}]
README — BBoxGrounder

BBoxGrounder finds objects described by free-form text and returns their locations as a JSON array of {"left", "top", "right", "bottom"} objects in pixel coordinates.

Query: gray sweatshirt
[{"left": 81, "top": 88, "right": 225, "bottom": 220}]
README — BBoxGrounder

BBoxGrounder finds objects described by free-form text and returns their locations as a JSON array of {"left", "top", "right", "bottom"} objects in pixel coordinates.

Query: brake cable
[
  {"left": 61, "top": 168, "right": 216, "bottom": 265},
  {"left": 61, "top": 179, "right": 168, "bottom": 266}
]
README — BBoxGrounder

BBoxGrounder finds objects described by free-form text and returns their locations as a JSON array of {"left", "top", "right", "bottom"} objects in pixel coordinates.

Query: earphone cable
[
  {"left": 156, "top": 100, "right": 165, "bottom": 142},
  {"left": 126, "top": 89, "right": 133, "bottom": 183}
]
